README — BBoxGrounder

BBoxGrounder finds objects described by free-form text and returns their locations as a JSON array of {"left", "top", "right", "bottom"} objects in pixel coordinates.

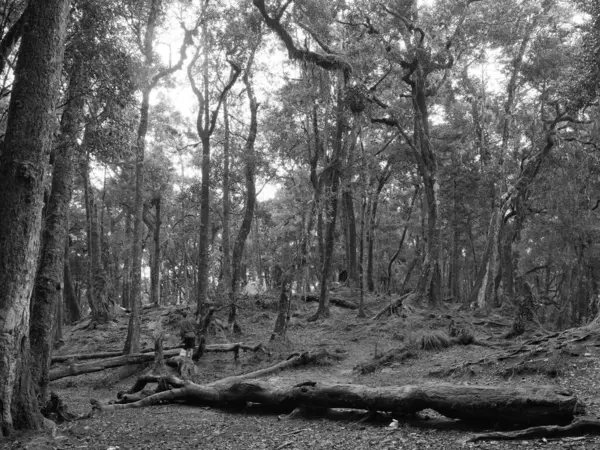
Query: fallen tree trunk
[
  {"left": 50, "top": 342, "right": 267, "bottom": 381},
  {"left": 51, "top": 347, "right": 172, "bottom": 363},
  {"left": 50, "top": 351, "right": 181, "bottom": 381},
  {"left": 93, "top": 376, "right": 582, "bottom": 427},
  {"left": 52, "top": 342, "right": 265, "bottom": 364},
  {"left": 113, "top": 351, "right": 326, "bottom": 404},
  {"left": 304, "top": 294, "right": 358, "bottom": 310}
]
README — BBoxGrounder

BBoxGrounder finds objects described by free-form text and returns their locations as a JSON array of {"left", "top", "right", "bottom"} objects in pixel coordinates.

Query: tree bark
[
  {"left": 229, "top": 67, "right": 258, "bottom": 333},
  {"left": 121, "top": 211, "right": 132, "bottom": 309},
  {"left": 64, "top": 241, "right": 81, "bottom": 323},
  {"left": 149, "top": 196, "right": 161, "bottom": 305},
  {"left": 0, "top": 0, "right": 71, "bottom": 436},
  {"left": 30, "top": 53, "right": 85, "bottom": 404},
  {"left": 221, "top": 96, "right": 232, "bottom": 299},
  {"left": 95, "top": 379, "right": 581, "bottom": 428}
]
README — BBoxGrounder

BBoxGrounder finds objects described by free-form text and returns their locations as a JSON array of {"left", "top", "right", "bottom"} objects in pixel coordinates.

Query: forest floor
[{"left": 9, "top": 286, "right": 600, "bottom": 450}]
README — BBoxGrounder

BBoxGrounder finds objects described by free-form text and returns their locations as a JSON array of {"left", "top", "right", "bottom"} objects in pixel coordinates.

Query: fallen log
[
  {"left": 113, "top": 351, "right": 334, "bottom": 404},
  {"left": 93, "top": 380, "right": 583, "bottom": 427},
  {"left": 304, "top": 295, "right": 358, "bottom": 310},
  {"left": 372, "top": 292, "right": 411, "bottom": 319},
  {"left": 51, "top": 347, "right": 180, "bottom": 363},
  {"left": 52, "top": 342, "right": 266, "bottom": 365},
  {"left": 50, "top": 342, "right": 268, "bottom": 381},
  {"left": 50, "top": 351, "right": 182, "bottom": 381}
]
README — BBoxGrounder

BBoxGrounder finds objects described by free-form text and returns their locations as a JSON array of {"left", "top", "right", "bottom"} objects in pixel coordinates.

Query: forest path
[{"left": 13, "top": 290, "right": 600, "bottom": 449}]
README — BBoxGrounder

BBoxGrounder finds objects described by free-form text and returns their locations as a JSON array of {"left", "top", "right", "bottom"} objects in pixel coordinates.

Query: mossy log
[{"left": 94, "top": 379, "right": 582, "bottom": 427}]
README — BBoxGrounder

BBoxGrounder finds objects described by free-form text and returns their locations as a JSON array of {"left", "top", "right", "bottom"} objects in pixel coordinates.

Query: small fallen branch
[
  {"left": 466, "top": 417, "right": 600, "bottom": 442},
  {"left": 372, "top": 293, "right": 411, "bottom": 319}
]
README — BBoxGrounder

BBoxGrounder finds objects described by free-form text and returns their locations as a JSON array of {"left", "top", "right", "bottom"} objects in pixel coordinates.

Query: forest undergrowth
[{"left": 10, "top": 288, "right": 600, "bottom": 450}]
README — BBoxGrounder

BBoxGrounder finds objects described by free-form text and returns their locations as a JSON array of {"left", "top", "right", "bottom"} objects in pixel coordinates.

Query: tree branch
[{"left": 252, "top": 0, "right": 352, "bottom": 79}]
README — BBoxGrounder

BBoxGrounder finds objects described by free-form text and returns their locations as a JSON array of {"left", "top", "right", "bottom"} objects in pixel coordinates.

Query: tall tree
[
  {"left": 29, "top": 50, "right": 86, "bottom": 404},
  {"left": 188, "top": 5, "right": 240, "bottom": 317},
  {"left": 0, "top": 0, "right": 71, "bottom": 436},
  {"left": 123, "top": 0, "right": 194, "bottom": 353}
]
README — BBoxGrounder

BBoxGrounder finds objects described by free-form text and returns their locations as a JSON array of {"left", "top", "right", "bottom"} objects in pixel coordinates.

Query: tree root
[{"left": 429, "top": 324, "right": 600, "bottom": 377}]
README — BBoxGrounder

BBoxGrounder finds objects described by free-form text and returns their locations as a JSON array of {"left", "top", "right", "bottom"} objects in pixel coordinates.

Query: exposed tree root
[
  {"left": 466, "top": 417, "right": 600, "bottom": 442},
  {"left": 429, "top": 324, "right": 600, "bottom": 377}
]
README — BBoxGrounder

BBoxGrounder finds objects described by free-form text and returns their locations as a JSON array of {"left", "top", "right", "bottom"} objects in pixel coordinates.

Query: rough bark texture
[
  {"left": 64, "top": 241, "right": 82, "bottom": 323},
  {"left": 96, "top": 378, "right": 581, "bottom": 428},
  {"left": 0, "top": 0, "right": 71, "bottom": 436},
  {"left": 30, "top": 54, "right": 85, "bottom": 403}
]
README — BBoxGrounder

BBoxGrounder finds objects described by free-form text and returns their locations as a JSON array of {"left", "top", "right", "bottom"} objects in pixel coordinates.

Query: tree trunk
[
  {"left": 30, "top": 54, "right": 85, "bottom": 403},
  {"left": 412, "top": 76, "right": 442, "bottom": 307},
  {"left": 97, "top": 378, "right": 581, "bottom": 428},
  {"left": 221, "top": 96, "right": 232, "bottom": 299},
  {"left": 342, "top": 191, "right": 357, "bottom": 287},
  {"left": 64, "top": 243, "right": 81, "bottom": 323},
  {"left": 271, "top": 274, "right": 291, "bottom": 340},
  {"left": 149, "top": 196, "right": 161, "bottom": 305},
  {"left": 123, "top": 85, "right": 149, "bottom": 354},
  {"left": 121, "top": 211, "right": 132, "bottom": 309},
  {"left": 310, "top": 83, "right": 358, "bottom": 321},
  {"left": 124, "top": 0, "right": 195, "bottom": 352},
  {"left": 229, "top": 69, "right": 259, "bottom": 333},
  {"left": 387, "top": 186, "right": 418, "bottom": 293},
  {"left": 0, "top": 0, "right": 71, "bottom": 436}
]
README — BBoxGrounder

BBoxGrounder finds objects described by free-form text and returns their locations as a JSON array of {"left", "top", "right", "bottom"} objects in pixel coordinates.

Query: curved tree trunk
[
  {"left": 229, "top": 68, "right": 259, "bottom": 333},
  {"left": 0, "top": 0, "right": 71, "bottom": 436}
]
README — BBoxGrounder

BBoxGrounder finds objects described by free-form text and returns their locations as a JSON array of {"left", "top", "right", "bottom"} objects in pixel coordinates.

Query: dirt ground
[{"left": 9, "top": 288, "right": 600, "bottom": 449}]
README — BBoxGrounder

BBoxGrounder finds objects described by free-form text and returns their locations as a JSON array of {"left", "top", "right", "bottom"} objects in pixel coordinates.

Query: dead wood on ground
[
  {"left": 93, "top": 378, "right": 583, "bottom": 428},
  {"left": 354, "top": 346, "right": 414, "bottom": 374},
  {"left": 105, "top": 350, "right": 330, "bottom": 404},
  {"left": 372, "top": 293, "right": 412, "bottom": 319},
  {"left": 50, "top": 342, "right": 267, "bottom": 381},
  {"left": 304, "top": 294, "right": 358, "bottom": 310},
  {"left": 466, "top": 417, "right": 600, "bottom": 442}
]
